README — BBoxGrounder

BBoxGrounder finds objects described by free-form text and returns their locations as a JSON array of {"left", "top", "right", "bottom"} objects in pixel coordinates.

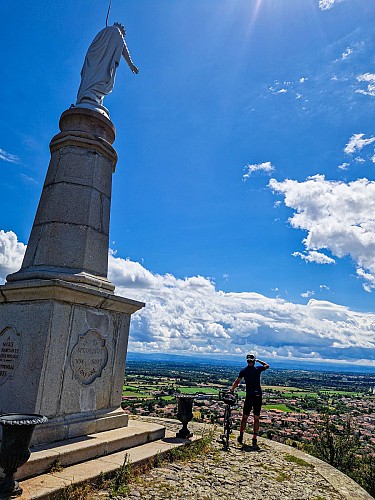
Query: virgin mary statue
[{"left": 76, "top": 22, "right": 139, "bottom": 118}]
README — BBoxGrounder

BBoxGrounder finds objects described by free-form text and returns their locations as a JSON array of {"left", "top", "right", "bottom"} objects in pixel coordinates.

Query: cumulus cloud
[
  {"left": 109, "top": 255, "right": 375, "bottom": 364},
  {"left": 356, "top": 73, "right": 375, "bottom": 97},
  {"left": 243, "top": 161, "right": 275, "bottom": 181},
  {"left": 269, "top": 175, "right": 375, "bottom": 291},
  {"left": 0, "top": 230, "right": 26, "bottom": 282},
  {"left": 0, "top": 227, "right": 373, "bottom": 364},
  {"left": 301, "top": 290, "right": 315, "bottom": 298},
  {"left": 344, "top": 133, "right": 375, "bottom": 154},
  {"left": 0, "top": 149, "right": 19, "bottom": 164}
]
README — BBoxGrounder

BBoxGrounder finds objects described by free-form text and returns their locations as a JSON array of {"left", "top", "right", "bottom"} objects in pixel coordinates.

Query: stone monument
[{"left": 0, "top": 23, "right": 142, "bottom": 445}]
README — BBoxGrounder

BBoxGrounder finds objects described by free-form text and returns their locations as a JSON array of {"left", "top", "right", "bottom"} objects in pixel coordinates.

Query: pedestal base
[
  {"left": 31, "top": 408, "right": 128, "bottom": 446},
  {"left": 0, "top": 279, "right": 143, "bottom": 445}
]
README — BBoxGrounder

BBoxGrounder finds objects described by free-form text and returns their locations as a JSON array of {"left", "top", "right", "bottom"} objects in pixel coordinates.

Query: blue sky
[{"left": 1, "top": 0, "right": 375, "bottom": 367}]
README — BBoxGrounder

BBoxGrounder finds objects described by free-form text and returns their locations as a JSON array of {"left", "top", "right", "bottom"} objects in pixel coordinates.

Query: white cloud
[
  {"left": 357, "top": 73, "right": 375, "bottom": 83},
  {"left": 0, "top": 227, "right": 373, "bottom": 364},
  {"left": 292, "top": 250, "right": 335, "bottom": 265},
  {"left": 299, "top": 77, "right": 307, "bottom": 83},
  {"left": 109, "top": 255, "right": 375, "bottom": 364},
  {"left": 301, "top": 290, "right": 315, "bottom": 298},
  {"left": 319, "top": 284, "right": 330, "bottom": 291},
  {"left": 356, "top": 73, "right": 375, "bottom": 97},
  {"left": 341, "top": 47, "right": 353, "bottom": 60},
  {"left": 0, "top": 149, "right": 19, "bottom": 164},
  {"left": 20, "top": 174, "right": 38, "bottom": 185},
  {"left": 319, "top": 0, "right": 345, "bottom": 11},
  {"left": 0, "top": 230, "right": 26, "bottom": 282},
  {"left": 356, "top": 268, "right": 375, "bottom": 293},
  {"left": 270, "top": 175, "right": 375, "bottom": 290},
  {"left": 338, "top": 162, "right": 349, "bottom": 171},
  {"left": 243, "top": 161, "right": 275, "bottom": 181},
  {"left": 276, "top": 89, "right": 287, "bottom": 94},
  {"left": 344, "top": 133, "right": 375, "bottom": 154}
]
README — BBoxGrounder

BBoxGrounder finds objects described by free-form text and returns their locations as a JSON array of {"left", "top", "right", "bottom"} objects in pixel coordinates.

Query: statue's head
[{"left": 114, "top": 22, "right": 126, "bottom": 36}]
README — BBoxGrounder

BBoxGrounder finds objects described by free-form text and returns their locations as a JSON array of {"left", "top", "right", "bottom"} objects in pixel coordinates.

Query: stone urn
[
  {"left": 0, "top": 414, "right": 48, "bottom": 498},
  {"left": 175, "top": 394, "right": 194, "bottom": 439}
]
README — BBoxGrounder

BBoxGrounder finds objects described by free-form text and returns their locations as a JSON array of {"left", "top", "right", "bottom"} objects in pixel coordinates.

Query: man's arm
[
  {"left": 122, "top": 42, "right": 139, "bottom": 74},
  {"left": 229, "top": 377, "right": 241, "bottom": 393},
  {"left": 256, "top": 359, "right": 270, "bottom": 370}
]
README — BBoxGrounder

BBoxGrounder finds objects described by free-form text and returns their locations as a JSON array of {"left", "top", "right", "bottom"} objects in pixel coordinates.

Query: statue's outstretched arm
[{"left": 122, "top": 42, "right": 139, "bottom": 74}]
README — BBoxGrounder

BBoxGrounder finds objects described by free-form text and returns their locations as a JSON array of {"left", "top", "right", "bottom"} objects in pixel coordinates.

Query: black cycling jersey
[{"left": 238, "top": 365, "right": 266, "bottom": 396}]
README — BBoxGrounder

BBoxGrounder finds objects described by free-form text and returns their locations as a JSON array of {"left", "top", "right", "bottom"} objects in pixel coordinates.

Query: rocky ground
[{"left": 93, "top": 418, "right": 348, "bottom": 500}]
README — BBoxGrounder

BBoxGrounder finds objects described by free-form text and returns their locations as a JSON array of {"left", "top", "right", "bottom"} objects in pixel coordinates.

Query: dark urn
[
  {"left": 175, "top": 394, "right": 194, "bottom": 439},
  {"left": 0, "top": 414, "right": 47, "bottom": 499}
]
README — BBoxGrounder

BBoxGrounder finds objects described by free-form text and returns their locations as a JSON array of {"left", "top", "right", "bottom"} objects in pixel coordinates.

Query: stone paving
[{"left": 94, "top": 418, "right": 352, "bottom": 500}]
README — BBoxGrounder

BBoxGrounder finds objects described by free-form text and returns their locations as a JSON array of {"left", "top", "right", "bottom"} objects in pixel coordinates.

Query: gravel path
[{"left": 95, "top": 418, "right": 347, "bottom": 500}]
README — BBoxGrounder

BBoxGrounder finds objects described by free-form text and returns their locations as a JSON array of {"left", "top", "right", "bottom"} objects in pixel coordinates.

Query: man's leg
[
  {"left": 240, "top": 413, "right": 249, "bottom": 433},
  {"left": 237, "top": 413, "right": 249, "bottom": 444},
  {"left": 238, "top": 398, "right": 251, "bottom": 445},
  {"left": 253, "top": 414, "right": 260, "bottom": 437},
  {"left": 252, "top": 396, "right": 262, "bottom": 447}
]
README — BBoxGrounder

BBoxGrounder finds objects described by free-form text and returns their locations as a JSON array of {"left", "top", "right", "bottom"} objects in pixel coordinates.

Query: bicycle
[{"left": 219, "top": 389, "right": 239, "bottom": 451}]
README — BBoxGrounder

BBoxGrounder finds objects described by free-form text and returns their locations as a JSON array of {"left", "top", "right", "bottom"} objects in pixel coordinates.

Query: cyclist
[{"left": 229, "top": 354, "right": 269, "bottom": 447}]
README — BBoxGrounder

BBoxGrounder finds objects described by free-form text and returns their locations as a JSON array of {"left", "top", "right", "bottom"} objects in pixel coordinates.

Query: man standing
[{"left": 230, "top": 354, "right": 269, "bottom": 447}]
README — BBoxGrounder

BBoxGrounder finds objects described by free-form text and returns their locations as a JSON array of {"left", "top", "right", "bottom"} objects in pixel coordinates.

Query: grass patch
[
  {"left": 320, "top": 390, "right": 362, "bottom": 397},
  {"left": 275, "top": 471, "right": 290, "bottom": 482},
  {"left": 284, "top": 454, "right": 314, "bottom": 468},
  {"left": 264, "top": 385, "right": 307, "bottom": 392},
  {"left": 60, "top": 484, "right": 93, "bottom": 500},
  {"left": 65, "top": 429, "right": 215, "bottom": 499},
  {"left": 179, "top": 387, "right": 218, "bottom": 395},
  {"left": 122, "top": 390, "right": 151, "bottom": 398},
  {"left": 263, "top": 404, "right": 294, "bottom": 412}
]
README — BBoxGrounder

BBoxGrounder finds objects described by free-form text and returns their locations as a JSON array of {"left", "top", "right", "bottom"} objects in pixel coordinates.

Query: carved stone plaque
[
  {"left": 70, "top": 329, "right": 108, "bottom": 385},
  {"left": 0, "top": 327, "right": 22, "bottom": 386}
]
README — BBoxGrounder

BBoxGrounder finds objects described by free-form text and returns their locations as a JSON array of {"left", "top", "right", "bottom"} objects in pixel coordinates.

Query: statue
[{"left": 75, "top": 22, "right": 139, "bottom": 118}]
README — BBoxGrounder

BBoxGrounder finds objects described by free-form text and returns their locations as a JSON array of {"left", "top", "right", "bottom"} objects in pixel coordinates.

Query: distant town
[{"left": 122, "top": 358, "right": 375, "bottom": 456}]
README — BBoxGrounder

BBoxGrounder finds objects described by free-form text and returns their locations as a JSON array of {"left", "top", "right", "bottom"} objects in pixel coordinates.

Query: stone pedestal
[
  {"left": 7, "top": 108, "right": 117, "bottom": 293},
  {"left": 0, "top": 108, "right": 144, "bottom": 445},
  {"left": 0, "top": 279, "right": 143, "bottom": 445}
]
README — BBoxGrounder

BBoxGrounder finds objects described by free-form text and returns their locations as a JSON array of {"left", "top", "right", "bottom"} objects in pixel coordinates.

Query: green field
[
  {"left": 264, "top": 385, "right": 306, "bottom": 392},
  {"left": 179, "top": 387, "right": 218, "bottom": 395},
  {"left": 263, "top": 403, "right": 294, "bottom": 412},
  {"left": 122, "top": 390, "right": 151, "bottom": 398},
  {"left": 320, "top": 390, "right": 363, "bottom": 397},
  {"left": 123, "top": 382, "right": 361, "bottom": 404}
]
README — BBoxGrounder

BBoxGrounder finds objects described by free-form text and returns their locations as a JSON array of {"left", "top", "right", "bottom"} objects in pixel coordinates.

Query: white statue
[{"left": 76, "top": 23, "right": 139, "bottom": 118}]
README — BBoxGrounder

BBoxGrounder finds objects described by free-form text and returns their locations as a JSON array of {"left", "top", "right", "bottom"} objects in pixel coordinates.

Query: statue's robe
[{"left": 76, "top": 26, "right": 125, "bottom": 106}]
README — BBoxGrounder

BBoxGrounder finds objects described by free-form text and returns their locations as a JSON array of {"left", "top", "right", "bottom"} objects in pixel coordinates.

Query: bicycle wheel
[{"left": 223, "top": 406, "right": 231, "bottom": 450}]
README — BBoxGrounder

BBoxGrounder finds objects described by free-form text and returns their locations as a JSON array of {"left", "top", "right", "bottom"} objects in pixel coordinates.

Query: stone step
[
  {"left": 17, "top": 419, "right": 166, "bottom": 481},
  {"left": 19, "top": 429, "right": 197, "bottom": 500}
]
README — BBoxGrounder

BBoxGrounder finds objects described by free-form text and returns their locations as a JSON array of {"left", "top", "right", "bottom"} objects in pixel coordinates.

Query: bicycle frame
[{"left": 219, "top": 390, "right": 238, "bottom": 451}]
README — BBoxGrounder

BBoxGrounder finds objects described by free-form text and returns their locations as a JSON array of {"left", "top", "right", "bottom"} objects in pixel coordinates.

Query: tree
[{"left": 312, "top": 412, "right": 360, "bottom": 472}]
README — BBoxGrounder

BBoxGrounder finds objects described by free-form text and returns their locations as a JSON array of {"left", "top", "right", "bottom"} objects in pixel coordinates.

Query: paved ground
[{"left": 93, "top": 418, "right": 369, "bottom": 500}]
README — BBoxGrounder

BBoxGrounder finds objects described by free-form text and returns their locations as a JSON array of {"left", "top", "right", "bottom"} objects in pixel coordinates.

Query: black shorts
[{"left": 243, "top": 394, "right": 262, "bottom": 416}]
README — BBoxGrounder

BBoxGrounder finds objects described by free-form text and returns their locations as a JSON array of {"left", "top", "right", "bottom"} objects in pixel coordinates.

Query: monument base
[
  {"left": 31, "top": 407, "right": 128, "bottom": 446},
  {"left": 0, "top": 279, "right": 144, "bottom": 446}
]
